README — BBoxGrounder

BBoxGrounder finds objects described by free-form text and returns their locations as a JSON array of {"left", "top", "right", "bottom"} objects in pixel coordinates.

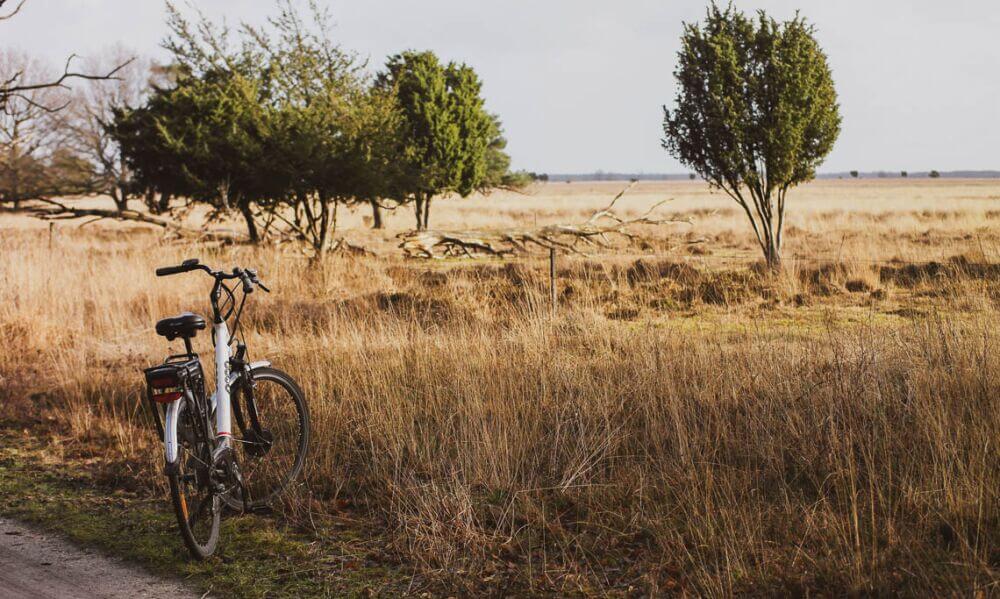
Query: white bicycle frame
[{"left": 163, "top": 320, "right": 269, "bottom": 466}]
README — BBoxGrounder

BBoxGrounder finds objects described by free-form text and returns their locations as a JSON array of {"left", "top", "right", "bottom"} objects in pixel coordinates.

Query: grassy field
[{"left": 1, "top": 179, "right": 998, "bottom": 596}]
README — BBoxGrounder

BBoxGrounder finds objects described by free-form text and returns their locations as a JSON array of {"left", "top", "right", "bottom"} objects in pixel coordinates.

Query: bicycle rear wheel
[
  {"left": 168, "top": 399, "right": 221, "bottom": 560},
  {"left": 228, "top": 367, "right": 309, "bottom": 509}
]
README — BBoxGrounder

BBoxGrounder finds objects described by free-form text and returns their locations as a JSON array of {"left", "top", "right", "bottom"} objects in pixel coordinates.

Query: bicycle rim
[{"left": 228, "top": 367, "right": 309, "bottom": 509}]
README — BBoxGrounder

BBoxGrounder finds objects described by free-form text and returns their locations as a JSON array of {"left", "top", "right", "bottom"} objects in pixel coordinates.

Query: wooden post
[
  {"left": 48, "top": 223, "right": 54, "bottom": 250},
  {"left": 549, "top": 248, "right": 557, "bottom": 310}
]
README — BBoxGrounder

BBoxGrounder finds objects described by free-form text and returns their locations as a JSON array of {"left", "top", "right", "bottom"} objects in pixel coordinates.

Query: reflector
[
  {"left": 151, "top": 391, "right": 182, "bottom": 404},
  {"left": 150, "top": 374, "right": 179, "bottom": 388}
]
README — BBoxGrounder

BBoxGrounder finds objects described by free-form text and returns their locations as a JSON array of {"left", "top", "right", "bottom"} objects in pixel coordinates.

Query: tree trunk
[
  {"left": 144, "top": 188, "right": 157, "bottom": 213},
  {"left": 240, "top": 203, "right": 260, "bottom": 243},
  {"left": 10, "top": 145, "right": 20, "bottom": 209},
  {"left": 317, "top": 195, "right": 330, "bottom": 254},
  {"left": 370, "top": 199, "right": 383, "bottom": 229},
  {"left": 110, "top": 186, "right": 127, "bottom": 212},
  {"left": 158, "top": 191, "right": 171, "bottom": 214},
  {"left": 117, "top": 184, "right": 130, "bottom": 212},
  {"left": 314, "top": 198, "right": 338, "bottom": 256},
  {"left": 764, "top": 205, "right": 781, "bottom": 270},
  {"left": 414, "top": 194, "right": 425, "bottom": 230},
  {"left": 764, "top": 241, "right": 781, "bottom": 270},
  {"left": 422, "top": 196, "right": 432, "bottom": 231}
]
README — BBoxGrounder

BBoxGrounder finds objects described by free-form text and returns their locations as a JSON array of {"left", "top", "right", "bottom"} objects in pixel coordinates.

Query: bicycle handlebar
[{"left": 154, "top": 259, "right": 270, "bottom": 293}]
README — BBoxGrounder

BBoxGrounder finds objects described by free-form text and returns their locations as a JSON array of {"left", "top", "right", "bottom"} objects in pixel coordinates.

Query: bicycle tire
[
  {"left": 226, "top": 367, "right": 310, "bottom": 510},
  {"left": 167, "top": 399, "right": 221, "bottom": 560}
]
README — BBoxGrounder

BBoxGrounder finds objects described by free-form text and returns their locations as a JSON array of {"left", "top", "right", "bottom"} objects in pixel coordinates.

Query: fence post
[{"left": 549, "top": 247, "right": 557, "bottom": 310}]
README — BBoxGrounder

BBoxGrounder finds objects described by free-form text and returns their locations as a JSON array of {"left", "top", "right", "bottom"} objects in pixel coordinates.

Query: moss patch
[{"left": 0, "top": 432, "right": 410, "bottom": 598}]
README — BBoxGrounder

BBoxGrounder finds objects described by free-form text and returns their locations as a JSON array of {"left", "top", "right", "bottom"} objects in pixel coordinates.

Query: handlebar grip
[
  {"left": 156, "top": 265, "right": 187, "bottom": 277},
  {"left": 156, "top": 259, "right": 201, "bottom": 277}
]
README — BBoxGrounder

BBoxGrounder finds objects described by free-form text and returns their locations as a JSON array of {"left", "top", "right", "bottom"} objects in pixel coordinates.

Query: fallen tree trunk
[
  {"left": 398, "top": 183, "right": 695, "bottom": 259},
  {"left": 3, "top": 198, "right": 245, "bottom": 242}
]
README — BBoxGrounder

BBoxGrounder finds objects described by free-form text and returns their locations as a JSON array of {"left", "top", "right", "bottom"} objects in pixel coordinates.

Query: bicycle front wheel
[{"left": 228, "top": 367, "right": 310, "bottom": 509}]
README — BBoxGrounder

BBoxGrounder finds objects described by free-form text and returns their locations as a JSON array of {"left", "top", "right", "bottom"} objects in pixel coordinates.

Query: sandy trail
[{"left": 0, "top": 518, "right": 200, "bottom": 599}]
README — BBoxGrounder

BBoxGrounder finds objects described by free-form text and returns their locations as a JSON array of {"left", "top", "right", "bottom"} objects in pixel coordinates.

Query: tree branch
[
  {"left": 398, "top": 184, "right": 692, "bottom": 259},
  {"left": 2, "top": 54, "right": 135, "bottom": 112},
  {"left": 0, "top": 0, "right": 26, "bottom": 21},
  {"left": 3, "top": 198, "right": 244, "bottom": 242}
]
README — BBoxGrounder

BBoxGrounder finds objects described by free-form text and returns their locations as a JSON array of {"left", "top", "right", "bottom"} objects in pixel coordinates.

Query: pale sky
[{"left": 4, "top": 0, "right": 999, "bottom": 173}]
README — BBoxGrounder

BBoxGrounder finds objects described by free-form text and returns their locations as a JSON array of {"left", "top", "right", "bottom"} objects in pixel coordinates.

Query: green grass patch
[{"left": 0, "top": 435, "right": 409, "bottom": 598}]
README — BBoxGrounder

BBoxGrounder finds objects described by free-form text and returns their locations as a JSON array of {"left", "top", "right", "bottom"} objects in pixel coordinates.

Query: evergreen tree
[
  {"left": 378, "top": 51, "right": 498, "bottom": 230},
  {"left": 663, "top": 3, "right": 841, "bottom": 268}
]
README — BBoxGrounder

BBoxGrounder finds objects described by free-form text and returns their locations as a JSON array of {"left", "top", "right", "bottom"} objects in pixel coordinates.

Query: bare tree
[
  {"left": 0, "top": 0, "right": 131, "bottom": 113},
  {"left": 0, "top": 50, "right": 71, "bottom": 206},
  {"left": 59, "top": 47, "right": 150, "bottom": 211}
]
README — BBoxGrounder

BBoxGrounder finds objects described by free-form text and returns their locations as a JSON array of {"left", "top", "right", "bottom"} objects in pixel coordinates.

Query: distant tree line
[
  {"left": 1, "top": 1, "right": 534, "bottom": 253},
  {"left": 846, "top": 170, "right": 946, "bottom": 179}
]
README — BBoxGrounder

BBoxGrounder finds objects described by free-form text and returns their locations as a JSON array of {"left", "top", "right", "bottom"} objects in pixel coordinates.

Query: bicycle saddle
[{"left": 155, "top": 312, "right": 207, "bottom": 341}]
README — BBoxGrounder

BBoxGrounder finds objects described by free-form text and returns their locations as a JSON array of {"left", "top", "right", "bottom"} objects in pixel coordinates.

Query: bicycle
[{"left": 142, "top": 258, "right": 309, "bottom": 559}]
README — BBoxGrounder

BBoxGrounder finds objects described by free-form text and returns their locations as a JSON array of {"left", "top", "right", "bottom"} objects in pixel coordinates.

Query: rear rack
[{"left": 142, "top": 357, "right": 206, "bottom": 439}]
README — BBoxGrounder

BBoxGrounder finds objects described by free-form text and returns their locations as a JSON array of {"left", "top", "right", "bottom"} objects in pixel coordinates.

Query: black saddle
[{"left": 155, "top": 312, "right": 207, "bottom": 341}]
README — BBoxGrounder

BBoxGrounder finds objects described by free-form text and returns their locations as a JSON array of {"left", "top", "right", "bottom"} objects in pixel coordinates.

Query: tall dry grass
[{"left": 1, "top": 181, "right": 998, "bottom": 595}]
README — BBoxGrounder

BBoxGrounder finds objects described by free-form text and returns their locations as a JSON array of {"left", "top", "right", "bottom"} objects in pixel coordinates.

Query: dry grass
[{"left": 1, "top": 180, "right": 998, "bottom": 595}]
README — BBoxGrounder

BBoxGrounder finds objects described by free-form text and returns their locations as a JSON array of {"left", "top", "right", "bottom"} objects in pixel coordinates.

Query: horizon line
[{"left": 539, "top": 170, "right": 1000, "bottom": 181}]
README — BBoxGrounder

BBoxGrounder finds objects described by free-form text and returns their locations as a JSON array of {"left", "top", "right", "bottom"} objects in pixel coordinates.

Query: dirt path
[{"left": 0, "top": 517, "right": 200, "bottom": 599}]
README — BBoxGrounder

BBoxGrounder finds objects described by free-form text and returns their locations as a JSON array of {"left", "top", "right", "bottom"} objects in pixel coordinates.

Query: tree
[
  {"left": 112, "top": 67, "right": 271, "bottom": 240},
  {"left": 929, "top": 170, "right": 941, "bottom": 179},
  {"left": 0, "top": 50, "right": 95, "bottom": 205},
  {"left": 113, "top": 2, "right": 283, "bottom": 242},
  {"left": 116, "top": 0, "right": 372, "bottom": 251},
  {"left": 901, "top": 171, "right": 908, "bottom": 178},
  {"left": 377, "top": 51, "right": 497, "bottom": 230},
  {"left": 60, "top": 47, "right": 151, "bottom": 212},
  {"left": 662, "top": 4, "right": 840, "bottom": 268},
  {"left": 109, "top": 97, "right": 188, "bottom": 212},
  {"left": 850, "top": 170, "right": 859, "bottom": 178},
  {"left": 246, "top": 0, "right": 370, "bottom": 252},
  {"left": 337, "top": 86, "right": 406, "bottom": 230},
  {"left": 0, "top": 50, "right": 56, "bottom": 205}
]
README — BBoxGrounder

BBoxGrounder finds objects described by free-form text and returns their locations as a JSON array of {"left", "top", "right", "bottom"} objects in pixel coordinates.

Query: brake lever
[
  {"left": 237, "top": 269, "right": 254, "bottom": 294},
  {"left": 246, "top": 268, "right": 270, "bottom": 293}
]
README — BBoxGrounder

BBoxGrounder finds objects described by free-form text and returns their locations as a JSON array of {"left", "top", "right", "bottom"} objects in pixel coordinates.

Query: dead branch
[
  {"left": 0, "top": 0, "right": 26, "bottom": 21},
  {"left": 4, "top": 198, "right": 244, "bottom": 242},
  {"left": 329, "top": 238, "right": 376, "bottom": 257},
  {"left": 2, "top": 51, "right": 135, "bottom": 112},
  {"left": 398, "top": 183, "right": 692, "bottom": 259}
]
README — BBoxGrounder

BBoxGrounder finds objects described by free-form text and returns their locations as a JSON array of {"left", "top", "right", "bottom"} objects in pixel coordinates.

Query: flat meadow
[{"left": 1, "top": 178, "right": 998, "bottom": 595}]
